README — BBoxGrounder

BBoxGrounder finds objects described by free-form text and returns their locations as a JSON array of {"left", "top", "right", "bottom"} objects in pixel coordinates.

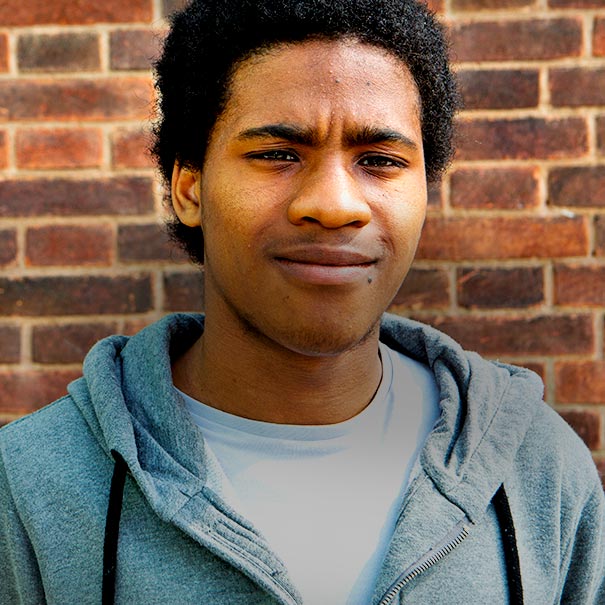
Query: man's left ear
[{"left": 171, "top": 162, "right": 202, "bottom": 227}]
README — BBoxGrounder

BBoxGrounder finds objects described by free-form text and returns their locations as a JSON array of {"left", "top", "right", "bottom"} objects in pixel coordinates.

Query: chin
[{"left": 248, "top": 312, "right": 382, "bottom": 358}]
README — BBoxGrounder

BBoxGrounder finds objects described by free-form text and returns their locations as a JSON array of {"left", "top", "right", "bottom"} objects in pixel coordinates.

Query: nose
[{"left": 287, "top": 161, "right": 371, "bottom": 229}]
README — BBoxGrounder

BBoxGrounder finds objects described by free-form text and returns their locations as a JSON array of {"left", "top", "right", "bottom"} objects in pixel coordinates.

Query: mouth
[{"left": 273, "top": 247, "right": 378, "bottom": 286}]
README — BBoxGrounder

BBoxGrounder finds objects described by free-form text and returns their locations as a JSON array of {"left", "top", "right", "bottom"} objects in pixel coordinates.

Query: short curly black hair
[{"left": 152, "top": 0, "right": 460, "bottom": 264}]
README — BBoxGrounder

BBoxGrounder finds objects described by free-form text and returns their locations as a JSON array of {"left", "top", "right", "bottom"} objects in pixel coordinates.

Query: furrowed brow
[
  {"left": 345, "top": 126, "right": 419, "bottom": 151},
  {"left": 236, "top": 124, "right": 317, "bottom": 146}
]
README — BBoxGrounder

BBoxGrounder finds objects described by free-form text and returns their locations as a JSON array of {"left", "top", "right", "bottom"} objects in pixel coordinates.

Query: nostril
[{"left": 287, "top": 198, "right": 372, "bottom": 229}]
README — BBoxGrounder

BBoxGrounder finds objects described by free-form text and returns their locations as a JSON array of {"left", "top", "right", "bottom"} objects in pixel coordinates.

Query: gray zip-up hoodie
[{"left": 1, "top": 313, "right": 604, "bottom": 604}]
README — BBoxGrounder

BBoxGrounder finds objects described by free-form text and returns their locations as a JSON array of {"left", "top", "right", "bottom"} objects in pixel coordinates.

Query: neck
[{"left": 172, "top": 312, "right": 383, "bottom": 425}]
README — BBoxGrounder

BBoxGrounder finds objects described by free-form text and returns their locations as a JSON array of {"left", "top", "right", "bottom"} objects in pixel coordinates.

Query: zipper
[{"left": 377, "top": 519, "right": 470, "bottom": 605}]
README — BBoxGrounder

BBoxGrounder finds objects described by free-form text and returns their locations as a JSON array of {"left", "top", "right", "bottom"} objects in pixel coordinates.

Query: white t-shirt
[{"left": 177, "top": 342, "right": 440, "bottom": 605}]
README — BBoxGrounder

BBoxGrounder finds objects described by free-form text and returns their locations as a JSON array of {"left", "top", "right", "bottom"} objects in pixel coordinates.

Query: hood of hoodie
[{"left": 67, "top": 312, "right": 544, "bottom": 526}]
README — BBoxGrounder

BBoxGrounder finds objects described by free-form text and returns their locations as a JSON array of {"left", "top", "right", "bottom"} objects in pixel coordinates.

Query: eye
[
  {"left": 247, "top": 149, "right": 299, "bottom": 162},
  {"left": 358, "top": 155, "right": 407, "bottom": 170}
]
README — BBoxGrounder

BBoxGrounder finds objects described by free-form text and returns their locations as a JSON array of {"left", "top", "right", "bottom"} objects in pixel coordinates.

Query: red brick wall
[{"left": 0, "top": 0, "right": 604, "bottom": 477}]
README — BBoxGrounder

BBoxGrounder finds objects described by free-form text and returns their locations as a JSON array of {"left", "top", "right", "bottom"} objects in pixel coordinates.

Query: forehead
[{"left": 217, "top": 38, "right": 421, "bottom": 136}]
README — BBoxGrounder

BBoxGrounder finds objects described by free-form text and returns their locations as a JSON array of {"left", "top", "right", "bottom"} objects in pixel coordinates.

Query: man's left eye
[{"left": 359, "top": 155, "right": 406, "bottom": 169}]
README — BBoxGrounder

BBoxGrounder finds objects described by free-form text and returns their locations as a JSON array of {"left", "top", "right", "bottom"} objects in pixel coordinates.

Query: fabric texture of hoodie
[{"left": 1, "top": 312, "right": 604, "bottom": 604}]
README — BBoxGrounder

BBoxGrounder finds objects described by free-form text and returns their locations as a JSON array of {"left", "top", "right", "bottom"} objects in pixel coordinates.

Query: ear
[{"left": 171, "top": 162, "right": 202, "bottom": 227}]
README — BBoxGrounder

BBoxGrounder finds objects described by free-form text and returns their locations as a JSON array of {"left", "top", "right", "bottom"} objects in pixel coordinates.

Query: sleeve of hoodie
[
  {"left": 0, "top": 451, "right": 47, "bottom": 605},
  {"left": 558, "top": 470, "right": 605, "bottom": 604}
]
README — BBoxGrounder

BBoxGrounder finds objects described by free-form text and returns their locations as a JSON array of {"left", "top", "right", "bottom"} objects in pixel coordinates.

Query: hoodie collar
[
  {"left": 70, "top": 312, "right": 543, "bottom": 525},
  {"left": 380, "top": 313, "right": 543, "bottom": 522}
]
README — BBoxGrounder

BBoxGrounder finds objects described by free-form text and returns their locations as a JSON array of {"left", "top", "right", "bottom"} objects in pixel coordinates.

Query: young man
[{"left": 1, "top": 1, "right": 604, "bottom": 603}]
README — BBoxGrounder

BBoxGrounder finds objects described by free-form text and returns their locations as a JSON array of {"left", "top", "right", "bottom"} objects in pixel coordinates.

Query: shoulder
[
  {"left": 509, "top": 398, "right": 604, "bottom": 552},
  {"left": 524, "top": 401, "right": 600, "bottom": 492},
  {"left": 1, "top": 392, "right": 86, "bottom": 452},
  {"left": 0, "top": 391, "right": 108, "bottom": 504},
  {"left": 515, "top": 401, "right": 605, "bottom": 595}
]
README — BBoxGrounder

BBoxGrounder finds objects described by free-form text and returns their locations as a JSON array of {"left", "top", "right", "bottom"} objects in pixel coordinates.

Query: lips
[{"left": 273, "top": 246, "right": 378, "bottom": 286}]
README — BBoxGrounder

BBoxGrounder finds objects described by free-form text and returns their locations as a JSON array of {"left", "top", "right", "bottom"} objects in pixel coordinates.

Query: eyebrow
[
  {"left": 344, "top": 125, "right": 419, "bottom": 152},
  {"left": 236, "top": 123, "right": 419, "bottom": 151},
  {"left": 236, "top": 124, "right": 318, "bottom": 146}
]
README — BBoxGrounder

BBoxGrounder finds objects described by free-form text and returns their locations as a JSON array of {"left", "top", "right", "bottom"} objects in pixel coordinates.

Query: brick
[
  {"left": 0, "top": 0, "right": 152, "bottom": 26},
  {"left": 111, "top": 128, "right": 153, "bottom": 169},
  {"left": 456, "top": 118, "right": 588, "bottom": 161},
  {"left": 118, "top": 223, "right": 187, "bottom": 263},
  {"left": 26, "top": 225, "right": 113, "bottom": 267},
  {"left": 110, "top": 30, "right": 162, "bottom": 71},
  {"left": 558, "top": 410, "right": 601, "bottom": 450},
  {"left": 390, "top": 268, "right": 450, "bottom": 309},
  {"left": 595, "top": 18, "right": 605, "bottom": 57},
  {"left": 417, "top": 216, "right": 588, "bottom": 261},
  {"left": 0, "top": 326, "right": 20, "bottom": 363},
  {"left": 0, "top": 77, "right": 152, "bottom": 121},
  {"left": 457, "top": 70, "right": 539, "bottom": 110},
  {"left": 0, "top": 177, "right": 154, "bottom": 217},
  {"left": 32, "top": 322, "right": 118, "bottom": 364},
  {"left": 452, "top": 0, "right": 535, "bottom": 7},
  {"left": 556, "top": 362, "right": 605, "bottom": 404},
  {"left": 17, "top": 33, "right": 100, "bottom": 73},
  {"left": 597, "top": 215, "right": 605, "bottom": 256},
  {"left": 597, "top": 116, "right": 605, "bottom": 156},
  {"left": 519, "top": 362, "right": 545, "bottom": 382},
  {"left": 451, "top": 167, "right": 539, "bottom": 210},
  {"left": 458, "top": 267, "right": 544, "bottom": 309},
  {"left": 0, "top": 34, "right": 8, "bottom": 73},
  {"left": 450, "top": 19, "right": 582, "bottom": 62},
  {"left": 554, "top": 264, "right": 605, "bottom": 306},
  {"left": 0, "top": 370, "right": 81, "bottom": 414},
  {"left": 163, "top": 271, "right": 205, "bottom": 312},
  {"left": 549, "top": 167, "right": 605, "bottom": 209},
  {"left": 550, "top": 0, "right": 605, "bottom": 7},
  {"left": 16, "top": 128, "right": 103, "bottom": 170},
  {"left": 426, "top": 314, "right": 593, "bottom": 356},
  {"left": 0, "top": 130, "right": 7, "bottom": 169},
  {"left": 122, "top": 318, "right": 155, "bottom": 335},
  {"left": 550, "top": 68, "right": 605, "bottom": 107},
  {"left": 0, "top": 230, "right": 16, "bottom": 267},
  {"left": 427, "top": 181, "right": 443, "bottom": 208},
  {"left": 425, "top": 0, "right": 445, "bottom": 10},
  {"left": 0, "top": 275, "right": 152, "bottom": 316},
  {"left": 162, "top": 0, "right": 189, "bottom": 17}
]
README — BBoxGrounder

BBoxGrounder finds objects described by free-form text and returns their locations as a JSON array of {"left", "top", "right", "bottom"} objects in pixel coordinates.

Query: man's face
[{"left": 174, "top": 38, "right": 427, "bottom": 356}]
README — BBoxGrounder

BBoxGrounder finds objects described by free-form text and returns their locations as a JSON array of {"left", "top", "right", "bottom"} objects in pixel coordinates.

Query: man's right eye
[{"left": 247, "top": 149, "right": 299, "bottom": 162}]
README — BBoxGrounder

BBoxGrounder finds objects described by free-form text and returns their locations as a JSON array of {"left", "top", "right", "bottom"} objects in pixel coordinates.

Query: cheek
[
  {"left": 201, "top": 179, "right": 259, "bottom": 230},
  {"left": 379, "top": 194, "right": 427, "bottom": 250},
  {"left": 201, "top": 183, "right": 284, "bottom": 264}
]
